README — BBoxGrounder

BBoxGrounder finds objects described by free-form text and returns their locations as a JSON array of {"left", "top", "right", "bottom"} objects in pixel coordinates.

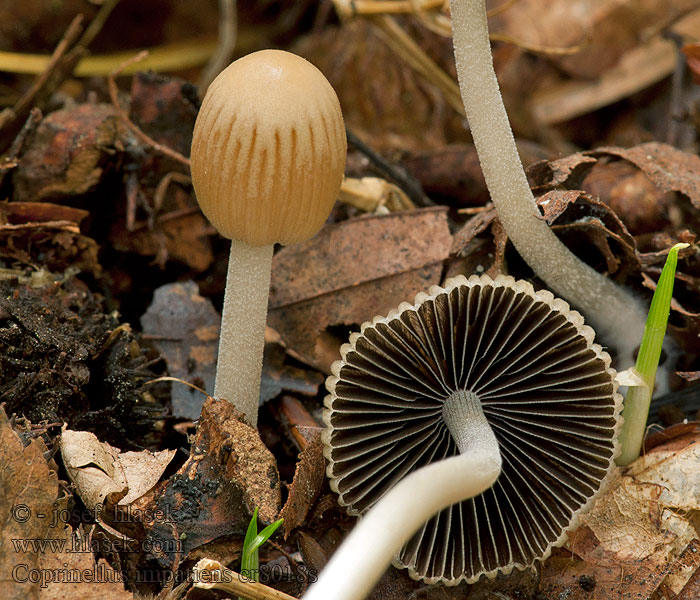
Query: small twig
[
  {"left": 334, "top": 0, "right": 444, "bottom": 17},
  {"left": 3, "top": 107, "right": 42, "bottom": 160},
  {"left": 372, "top": 15, "right": 464, "bottom": 116},
  {"left": 153, "top": 172, "right": 193, "bottom": 214},
  {"left": 131, "top": 206, "right": 201, "bottom": 233},
  {"left": 279, "top": 396, "right": 319, "bottom": 450},
  {"left": 0, "top": 39, "right": 218, "bottom": 77},
  {"left": 486, "top": 0, "right": 519, "bottom": 18},
  {"left": 143, "top": 376, "right": 207, "bottom": 396},
  {"left": 77, "top": 0, "right": 121, "bottom": 49},
  {"left": 664, "top": 30, "right": 686, "bottom": 147},
  {"left": 198, "top": 0, "right": 238, "bottom": 94},
  {"left": 193, "top": 559, "right": 298, "bottom": 600},
  {"left": 346, "top": 128, "right": 433, "bottom": 207},
  {"left": 457, "top": 204, "right": 493, "bottom": 215},
  {"left": 125, "top": 171, "right": 140, "bottom": 231},
  {"left": 0, "top": 15, "right": 83, "bottom": 133},
  {"left": 0, "top": 107, "right": 42, "bottom": 187},
  {"left": 107, "top": 51, "right": 191, "bottom": 167},
  {"left": 488, "top": 32, "right": 584, "bottom": 56},
  {"left": 128, "top": 170, "right": 195, "bottom": 232}
]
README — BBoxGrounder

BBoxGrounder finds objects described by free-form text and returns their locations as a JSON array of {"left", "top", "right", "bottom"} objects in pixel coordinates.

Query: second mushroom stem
[
  {"left": 304, "top": 392, "right": 501, "bottom": 600},
  {"left": 449, "top": 0, "right": 647, "bottom": 368},
  {"left": 214, "top": 238, "right": 274, "bottom": 428}
]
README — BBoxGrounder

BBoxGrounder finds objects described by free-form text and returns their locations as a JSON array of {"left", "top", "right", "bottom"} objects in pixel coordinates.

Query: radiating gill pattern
[{"left": 324, "top": 274, "right": 622, "bottom": 584}]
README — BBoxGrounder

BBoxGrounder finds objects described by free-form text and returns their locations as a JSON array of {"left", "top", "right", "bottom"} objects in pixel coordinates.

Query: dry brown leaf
[
  {"left": 401, "top": 144, "right": 489, "bottom": 207},
  {"left": 0, "top": 408, "right": 62, "bottom": 599},
  {"left": 60, "top": 429, "right": 128, "bottom": 510},
  {"left": 292, "top": 19, "right": 463, "bottom": 152},
  {"left": 450, "top": 208, "right": 496, "bottom": 257},
  {"left": 528, "top": 153, "right": 598, "bottom": 190},
  {"left": 0, "top": 201, "right": 89, "bottom": 225},
  {"left": 590, "top": 143, "right": 700, "bottom": 208},
  {"left": 645, "top": 422, "right": 700, "bottom": 452},
  {"left": 12, "top": 104, "right": 124, "bottom": 202},
  {"left": 140, "top": 280, "right": 219, "bottom": 419},
  {"left": 530, "top": 36, "right": 677, "bottom": 125},
  {"left": 0, "top": 200, "right": 100, "bottom": 275},
  {"left": 0, "top": 414, "right": 132, "bottom": 598},
  {"left": 37, "top": 528, "right": 132, "bottom": 600},
  {"left": 528, "top": 143, "right": 700, "bottom": 275},
  {"left": 109, "top": 186, "right": 213, "bottom": 272},
  {"left": 627, "top": 437, "right": 700, "bottom": 510},
  {"left": 129, "top": 398, "right": 281, "bottom": 568},
  {"left": 490, "top": 0, "right": 699, "bottom": 79},
  {"left": 658, "top": 539, "right": 700, "bottom": 599},
  {"left": 514, "top": 5, "right": 700, "bottom": 123},
  {"left": 279, "top": 426, "right": 325, "bottom": 539},
  {"left": 116, "top": 449, "right": 176, "bottom": 506},
  {"left": 268, "top": 208, "right": 452, "bottom": 372},
  {"left": 581, "top": 160, "right": 672, "bottom": 234},
  {"left": 540, "top": 436, "right": 700, "bottom": 598},
  {"left": 531, "top": 189, "right": 640, "bottom": 280},
  {"left": 61, "top": 429, "right": 175, "bottom": 519},
  {"left": 261, "top": 344, "right": 324, "bottom": 404}
]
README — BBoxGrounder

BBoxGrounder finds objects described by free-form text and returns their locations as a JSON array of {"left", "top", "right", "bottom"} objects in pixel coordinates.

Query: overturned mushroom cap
[{"left": 323, "top": 274, "right": 622, "bottom": 584}]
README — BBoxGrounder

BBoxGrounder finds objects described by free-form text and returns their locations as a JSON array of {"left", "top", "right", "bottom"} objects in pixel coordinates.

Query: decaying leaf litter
[{"left": 0, "top": 0, "right": 699, "bottom": 599}]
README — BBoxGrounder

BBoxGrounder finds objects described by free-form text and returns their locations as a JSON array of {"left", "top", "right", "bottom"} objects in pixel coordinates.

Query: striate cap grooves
[{"left": 190, "top": 49, "right": 346, "bottom": 246}]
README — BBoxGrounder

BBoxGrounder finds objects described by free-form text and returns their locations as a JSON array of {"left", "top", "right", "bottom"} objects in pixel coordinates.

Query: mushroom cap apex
[{"left": 190, "top": 49, "right": 346, "bottom": 246}]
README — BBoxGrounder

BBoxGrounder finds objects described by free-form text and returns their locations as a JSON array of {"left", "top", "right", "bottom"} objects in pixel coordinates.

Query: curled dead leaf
[{"left": 268, "top": 207, "right": 452, "bottom": 372}]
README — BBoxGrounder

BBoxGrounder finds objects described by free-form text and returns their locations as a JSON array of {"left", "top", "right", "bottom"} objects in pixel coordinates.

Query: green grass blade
[
  {"left": 239, "top": 508, "right": 283, "bottom": 592},
  {"left": 240, "top": 507, "right": 259, "bottom": 584},
  {"left": 617, "top": 242, "right": 688, "bottom": 465},
  {"left": 243, "top": 518, "right": 284, "bottom": 559}
]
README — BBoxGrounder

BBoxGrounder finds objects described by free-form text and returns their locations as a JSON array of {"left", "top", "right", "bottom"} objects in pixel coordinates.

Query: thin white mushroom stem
[
  {"left": 214, "top": 238, "right": 273, "bottom": 428},
  {"left": 449, "top": 0, "right": 647, "bottom": 367},
  {"left": 305, "top": 390, "right": 501, "bottom": 600}
]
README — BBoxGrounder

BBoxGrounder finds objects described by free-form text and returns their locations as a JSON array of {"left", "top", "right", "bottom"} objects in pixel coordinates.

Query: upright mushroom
[
  {"left": 305, "top": 274, "right": 621, "bottom": 600},
  {"left": 190, "top": 49, "right": 346, "bottom": 426},
  {"left": 449, "top": 0, "right": 647, "bottom": 368}
]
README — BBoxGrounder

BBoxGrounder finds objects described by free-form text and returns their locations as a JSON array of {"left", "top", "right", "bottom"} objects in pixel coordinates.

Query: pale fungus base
[{"left": 322, "top": 275, "right": 623, "bottom": 588}]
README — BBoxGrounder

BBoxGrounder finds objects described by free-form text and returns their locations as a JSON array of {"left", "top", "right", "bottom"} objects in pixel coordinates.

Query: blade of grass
[
  {"left": 241, "top": 507, "right": 259, "bottom": 583},
  {"left": 617, "top": 242, "right": 689, "bottom": 465},
  {"left": 244, "top": 519, "right": 284, "bottom": 561},
  {"left": 239, "top": 507, "right": 284, "bottom": 600}
]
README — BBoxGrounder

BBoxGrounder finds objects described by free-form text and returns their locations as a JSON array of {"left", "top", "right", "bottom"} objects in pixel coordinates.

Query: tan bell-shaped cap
[{"left": 190, "top": 49, "right": 346, "bottom": 246}]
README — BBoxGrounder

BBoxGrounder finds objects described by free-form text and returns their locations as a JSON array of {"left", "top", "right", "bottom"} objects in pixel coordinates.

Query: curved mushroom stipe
[
  {"left": 305, "top": 438, "right": 502, "bottom": 600},
  {"left": 449, "top": 0, "right": 647, "bottom": 370},
  {"left": 308, "top": 275, "right": 621, "bottom": 599}
]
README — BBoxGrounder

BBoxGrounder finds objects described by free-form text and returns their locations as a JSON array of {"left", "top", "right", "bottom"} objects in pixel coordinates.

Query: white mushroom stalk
[
  {"left": 305, "top": 275, "right": 622, "bottom": 600},
  {"left": 214, "top": 239, "right": 273, "bottom": 414},
  {"left": 449, "top": 0, "right": 647, "bottom": 367},
  {"left": 303, "top": 432, "right": 501, "bottom": 600}
]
